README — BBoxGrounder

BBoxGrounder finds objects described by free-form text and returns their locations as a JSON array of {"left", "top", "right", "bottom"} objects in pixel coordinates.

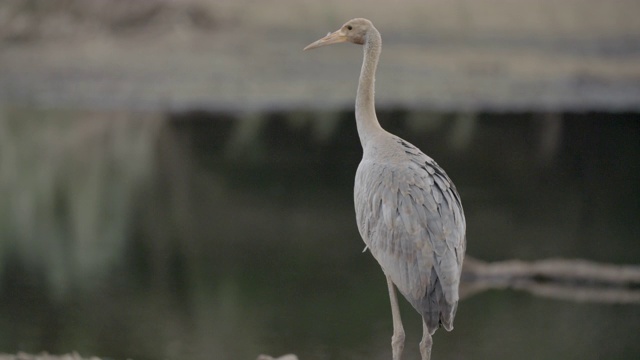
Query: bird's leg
[
  {"left": 419, "top": 319, "right": 433, "bottom": 360},
  {"left": 386, "top": 275, "right": 405, "bottom": 360}
]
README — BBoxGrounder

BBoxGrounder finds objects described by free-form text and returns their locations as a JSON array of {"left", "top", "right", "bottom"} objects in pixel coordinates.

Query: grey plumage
[
  {"left": 355, "top": 135, "right": 466, "bottom": 334},
  {"left": 305, "top": 18, "right": 466, "bottom": 360}
]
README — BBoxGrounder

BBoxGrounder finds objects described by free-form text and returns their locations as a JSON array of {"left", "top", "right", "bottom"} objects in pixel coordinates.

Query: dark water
[{"left": 0, "top": 109, "right": 639, "bottom": 360}]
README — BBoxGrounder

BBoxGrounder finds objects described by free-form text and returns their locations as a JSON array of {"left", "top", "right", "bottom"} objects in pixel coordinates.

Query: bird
[{"left": 304, "top": 19, "right": 466, "bottom": 360}]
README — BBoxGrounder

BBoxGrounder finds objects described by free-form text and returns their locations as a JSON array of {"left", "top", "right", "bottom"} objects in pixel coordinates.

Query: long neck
[{"left": 355, "top": 28, "right": 384, "bottom": 148}]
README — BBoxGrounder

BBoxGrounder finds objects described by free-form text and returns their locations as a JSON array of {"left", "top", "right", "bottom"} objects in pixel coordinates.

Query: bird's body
[
  {"left": 305, "top": 18, "right": 466, "bottom": 360},
  {"left": 355, "top": 134, "right": 465, "bottom": 332}
]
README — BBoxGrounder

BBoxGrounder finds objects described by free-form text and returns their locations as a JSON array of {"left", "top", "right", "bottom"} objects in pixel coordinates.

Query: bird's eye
[{"left": 347, "top": 25, "right": 353, "bottom": 30}]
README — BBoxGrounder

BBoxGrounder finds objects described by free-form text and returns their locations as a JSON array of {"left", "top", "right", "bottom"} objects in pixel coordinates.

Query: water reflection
[{"left": 0, "top": 108, "right": 639, "bottom": 360}]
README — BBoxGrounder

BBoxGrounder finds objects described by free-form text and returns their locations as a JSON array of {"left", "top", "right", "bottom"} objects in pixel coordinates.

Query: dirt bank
[{"left": 1, "top": 0, "right": 639, "bottom": 111}]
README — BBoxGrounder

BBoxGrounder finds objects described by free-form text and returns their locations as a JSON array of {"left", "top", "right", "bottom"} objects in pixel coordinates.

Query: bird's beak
[{"left": 303, "top": 30, "right": 348, "bottom": 50}]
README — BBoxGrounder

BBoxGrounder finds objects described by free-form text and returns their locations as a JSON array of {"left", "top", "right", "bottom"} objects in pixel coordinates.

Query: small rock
[{"left": 256, "top": 354, "right": 299, "bottom": 360}]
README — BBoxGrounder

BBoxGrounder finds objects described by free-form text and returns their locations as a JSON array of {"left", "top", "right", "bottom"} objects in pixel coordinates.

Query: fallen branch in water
[{"left": 460, "top": 256, "right": 640, "bottom": 303}]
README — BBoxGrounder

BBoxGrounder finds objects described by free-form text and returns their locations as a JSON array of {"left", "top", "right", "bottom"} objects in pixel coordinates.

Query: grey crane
[{"left": 304, "top": 19, "right": 466, "bottom": 360}]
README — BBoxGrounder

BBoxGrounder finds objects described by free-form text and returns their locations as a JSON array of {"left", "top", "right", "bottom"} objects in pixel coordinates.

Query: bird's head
[{"left": 304, "top": 18, "right": 374, "bottom": 50}]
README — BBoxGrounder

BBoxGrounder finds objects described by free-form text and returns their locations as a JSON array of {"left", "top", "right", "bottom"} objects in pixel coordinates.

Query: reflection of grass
[{"left": 0, "top": 107, "right": 164, "bottom": 296}]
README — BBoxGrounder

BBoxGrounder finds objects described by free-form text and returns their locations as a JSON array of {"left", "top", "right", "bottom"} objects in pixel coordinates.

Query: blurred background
[{"left": 1, "top": 1, "right": 639, "bottom": 359}]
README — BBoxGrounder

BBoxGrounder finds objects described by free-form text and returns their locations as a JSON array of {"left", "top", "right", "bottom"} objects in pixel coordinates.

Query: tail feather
[{"left": 420, "top": 268, "right": 458, "bottom": 334}]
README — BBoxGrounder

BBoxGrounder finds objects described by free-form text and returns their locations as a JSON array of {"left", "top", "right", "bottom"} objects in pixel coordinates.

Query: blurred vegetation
[{"left": 0, "top": 107, "right": 163, "bottom": 296}]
